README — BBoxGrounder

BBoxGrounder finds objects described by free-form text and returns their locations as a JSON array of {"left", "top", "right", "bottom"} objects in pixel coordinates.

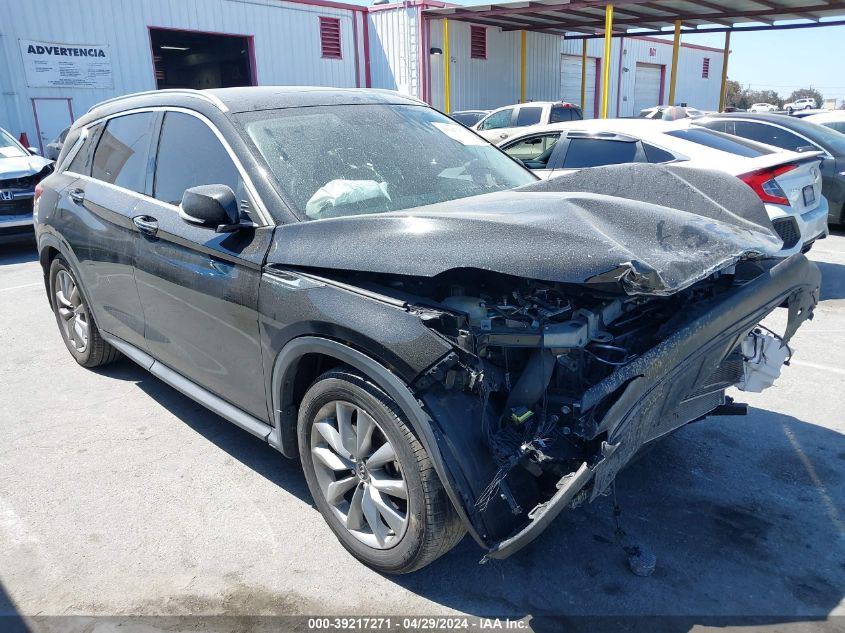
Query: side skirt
[{"left": 102, "top": 333, "right": 273, "bottom": 442}]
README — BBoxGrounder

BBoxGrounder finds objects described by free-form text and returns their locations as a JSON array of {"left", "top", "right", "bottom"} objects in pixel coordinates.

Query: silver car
[{"left": 0, "top": 128, "right": 53, "bottom": 242}]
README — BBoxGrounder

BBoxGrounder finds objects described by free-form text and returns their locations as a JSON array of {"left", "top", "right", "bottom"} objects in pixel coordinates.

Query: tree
[
  {"left": 724, "top": 79, "right": 744, "bottom": 108},
  {"left": 786, "top": 87, "right": 824, "bottom": 106}
]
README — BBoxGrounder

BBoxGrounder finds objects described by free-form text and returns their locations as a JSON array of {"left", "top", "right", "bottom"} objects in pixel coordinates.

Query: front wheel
[
  {"left": 49, "top": 256, "right": 120, "bottom": 368},
  {"left": 297, "top": 370, "right": 465, "bottom": 574}
]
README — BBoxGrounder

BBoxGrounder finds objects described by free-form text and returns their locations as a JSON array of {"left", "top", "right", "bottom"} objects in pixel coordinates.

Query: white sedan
[
  {"left": 749, "top": 103, "right": 777, "bottom": 113},
  {"left": 498, "top": 118, "right": 828, "bottom": 256},
  {"left": 804, "top": 110, "right": 845, "bottom": 135}
]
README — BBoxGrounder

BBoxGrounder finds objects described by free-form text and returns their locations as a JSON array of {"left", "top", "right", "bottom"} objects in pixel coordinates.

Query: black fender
[
  {"left": 36, "top": 230, "right": 99, "bottom": 321},
  {"left": 268, "top": 335, "right": 486, "bottom": 547}
]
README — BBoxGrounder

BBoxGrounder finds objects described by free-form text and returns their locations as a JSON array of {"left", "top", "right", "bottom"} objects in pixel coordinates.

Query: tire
[
  {"left": 297, "top": 369, "right": 465, "bottom": 574},
  {"left": 49, "top": 256, "right": 120, "bottom": 368}
]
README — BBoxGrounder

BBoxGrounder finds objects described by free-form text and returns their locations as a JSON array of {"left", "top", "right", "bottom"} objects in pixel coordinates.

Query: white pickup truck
[{"left": 472, "top": 101, "right": 583, "bottom": 142}]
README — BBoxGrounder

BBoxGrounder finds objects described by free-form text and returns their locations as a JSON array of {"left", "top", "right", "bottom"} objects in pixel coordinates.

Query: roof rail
[{"left": 87, "top": 89, "right": 229, "bottom": 114}]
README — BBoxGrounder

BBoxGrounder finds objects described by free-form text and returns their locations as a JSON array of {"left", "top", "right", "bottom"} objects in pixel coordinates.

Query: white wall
[
  {"left": 367, "top": 6, "right": 420, "bottom": 97},
  {"left": 1, "top": 0, "right": 365, "bottom": 146},
  {"left": 428, "top": 18, "right": 560, "bottom": 112}
]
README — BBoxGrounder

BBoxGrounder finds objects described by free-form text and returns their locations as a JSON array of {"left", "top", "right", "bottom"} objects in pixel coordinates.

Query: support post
[
  {"left": 580, "top": 38, "right": 587, "bottom": 113},
  {"left": 719, "top": 31, "right": 731, "bottom": 112},
  {"left": 520, "top": 31, "right": 527, "bottom": 103},
  {"left": 443, "top": 18, "right": 450, "bottom": 113},
  {"left": 668, "top": 19, "right": 681, "bottom": 106},
  {"left": 600, "top": 4, "right": 613, "bottom": 118}
]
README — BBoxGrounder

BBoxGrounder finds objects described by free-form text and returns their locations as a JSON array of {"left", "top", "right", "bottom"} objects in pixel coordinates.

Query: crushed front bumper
[{"left": 484, "top": 254, "right": 820, "bottom": 560}]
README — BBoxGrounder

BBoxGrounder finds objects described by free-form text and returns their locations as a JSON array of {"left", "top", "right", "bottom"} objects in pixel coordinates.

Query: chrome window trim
[
  {"left": 61, "top": 106, "right": 272, "bottom": 226},
  {"left": 57, "top": 127, "right": 88, "bottom": 173}
]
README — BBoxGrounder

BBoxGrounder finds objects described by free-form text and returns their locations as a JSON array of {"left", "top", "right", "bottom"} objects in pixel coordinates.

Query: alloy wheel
[
  {"left": 310, "top": 400, "right": 409, "bottom": 549},
  {"left": 55, "top": 269, "right": 89, "bottom": 353}
]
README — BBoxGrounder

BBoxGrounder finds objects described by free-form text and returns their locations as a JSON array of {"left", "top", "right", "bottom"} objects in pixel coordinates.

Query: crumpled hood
[
  {"left": 0, "top": 154, "right": 52, "bottom": 180},
  {"left": 268, "top": 164, "right": 783, "bottom": 296}
]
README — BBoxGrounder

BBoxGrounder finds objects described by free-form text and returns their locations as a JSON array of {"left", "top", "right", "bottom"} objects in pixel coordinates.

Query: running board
[{"left": 102, "top": 333, "right": 273, "bottom": 442}]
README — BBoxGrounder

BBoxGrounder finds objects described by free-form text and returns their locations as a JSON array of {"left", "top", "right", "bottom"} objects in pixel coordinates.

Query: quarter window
[
  {"left": 503, "top": 133, "right": 560, "bottom": 168},
  {"left": 66, "top": 123, "right": 103, "bottom": 176},
  {"left": 642, "top": 143, "right": 676, "bottom": 163},
  {"left": 154, "top": 112, "right": 243, "bottom": 207},
  {"left": 478, "top": 108, "right": 514, "bottom": 130},
  {"left": 562, "top": 138, "right": 638, "bottom": 169},
  {"left": 91, "top": 113, "right": 155, "bottom": 193}
]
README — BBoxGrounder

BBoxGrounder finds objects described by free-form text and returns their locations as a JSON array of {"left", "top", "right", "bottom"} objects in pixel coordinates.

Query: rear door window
[
  {"left": 562, "top": 138, "right": 638, "bottom": 168},
  {"left": 91, "top": 113, "right": 156, "bottom": 194},
  {"left": 515, "top": 106, "right": 543, "bottom": 127},
  {"left": 666, "top": 128, "right": 771, "bottom": 158},
  {"left": 153, "top": 112, "right": 244, "bottom": 208},
  {"left": 732, "top": 121, "right": 816, "bottom": 152},
  {"left": 478, "top": 108, "right": 514, "bottom": 130}
]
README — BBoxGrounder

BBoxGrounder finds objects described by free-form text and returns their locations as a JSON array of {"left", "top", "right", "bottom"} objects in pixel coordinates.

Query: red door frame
[
  {"left": 30, "top": 97, "right": 75, "bottom": 155},
  {"left": 146, "top": 26, "right": 259, "bottom": 88}
]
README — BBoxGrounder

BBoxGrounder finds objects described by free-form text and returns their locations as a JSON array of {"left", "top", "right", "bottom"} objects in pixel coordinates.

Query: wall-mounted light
[{"left": 430, "top": 47, "right": 443, "bottom": 55}]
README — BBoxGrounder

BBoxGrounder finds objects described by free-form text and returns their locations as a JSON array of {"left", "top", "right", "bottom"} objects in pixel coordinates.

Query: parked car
[
  {"left": 784, "top": 97, "right": 817, "bottom": 113},
  {"left": 0, "top": 127, "right": 53, "bottom": 243},
  {"left": 637, "top": 105, "right": 704, "bottom": 120},
  {"left": 790, "top": 108, "right": 832, "bottom": 119},
  {"left": 749, "top": 103, "right": 777, "bottom": 113},
  {"left": 44, "top": 127, "right": 70, "bottom": 161},
  {"left": 499, "top": 119, "right": 828, "bottom": 256},
  {"left": 449, "top": 110, "right": 489, "bottom": 128},
  {"left": 695, "top": 112, "right": 845, "bottom": 224},
  {"left": 472, "top": 101, "right": 582, "bottom": 142},
  {"left": 804, "top": 110, "right": 845, "bottom": 135},
  {"left": 35, "top": 87, "right": 819, "bottom": 573}
]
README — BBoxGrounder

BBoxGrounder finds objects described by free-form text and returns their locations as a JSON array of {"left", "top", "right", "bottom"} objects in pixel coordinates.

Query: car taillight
[
  {"left": 738, "top": 164, "right": 797, "bottom": 205},
  {"left": 34, "top": 182, "right": 44, "bottom": 202}
]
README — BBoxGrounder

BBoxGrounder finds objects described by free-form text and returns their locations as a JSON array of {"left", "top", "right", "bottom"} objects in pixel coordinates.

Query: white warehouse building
[{"left": 1, "top": 0, "right": 724, "bottom": 154}]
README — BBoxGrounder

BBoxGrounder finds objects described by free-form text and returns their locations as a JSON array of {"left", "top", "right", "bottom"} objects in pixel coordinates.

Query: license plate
[{"left": 802, "top": 185, "right": 815, "bottom": 206}]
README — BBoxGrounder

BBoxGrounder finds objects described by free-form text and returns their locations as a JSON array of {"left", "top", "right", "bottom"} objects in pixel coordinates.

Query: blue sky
[{"left": 655, "top": 24, "right": 845, "bottom": 104}]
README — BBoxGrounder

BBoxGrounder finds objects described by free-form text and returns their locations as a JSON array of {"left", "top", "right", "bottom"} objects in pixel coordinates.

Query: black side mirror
[{"left": 178, "top": 184, "right": 242, "bottom": 232}]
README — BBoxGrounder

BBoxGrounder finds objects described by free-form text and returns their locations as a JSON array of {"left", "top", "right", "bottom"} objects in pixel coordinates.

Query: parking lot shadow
[
  {"left": 0, "top": 581, "right": 29, "bottom": 633},
  {"left": 0, "top": 240, "right": 37, "bottom": 266},
  {"left": 93, "top": 360, "right": 311, "bottom": 504},
  {"left": 387, "top": 407, "right": 845, "bottom": 630}
]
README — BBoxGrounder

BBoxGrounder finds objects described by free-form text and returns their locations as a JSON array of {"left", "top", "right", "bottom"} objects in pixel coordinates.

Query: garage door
[
  {"left": 632, "top": 63, "right": 663, "bottom": 114},
  {"left": 561, "top": 54, "right": 597, "bottom": 119}
]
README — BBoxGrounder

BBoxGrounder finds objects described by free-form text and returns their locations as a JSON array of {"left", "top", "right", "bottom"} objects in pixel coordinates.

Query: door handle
[
  {"left": 132, "top": 215, "right": 159, "bottom": 236},
  {"left": 68, "top": 188, "right": 85, "bottom": 204}
]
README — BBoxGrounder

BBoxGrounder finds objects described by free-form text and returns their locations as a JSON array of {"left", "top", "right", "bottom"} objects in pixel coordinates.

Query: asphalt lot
[{"left": 0, "top": 231, "right": 844, "bottom": 630}]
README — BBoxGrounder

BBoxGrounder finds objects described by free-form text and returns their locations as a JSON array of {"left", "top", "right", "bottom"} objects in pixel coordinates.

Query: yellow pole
[
  {"left": 600, "top": 4, "right": 613, "bottom": 118},
  {"left": 668, "top": 19, "right": 681, "bottom": 105},
  {"left": 580, "top": 38, "right": 587, "bottom": 113},
  {"left": 443, "top": 18, "right": 451, "bottom": 113},
  {"left": 718, "top": 31, "right": 731, "bottom": 112},
  {"left": 520, "top": 31, "right": 527, "bottom": 102}
]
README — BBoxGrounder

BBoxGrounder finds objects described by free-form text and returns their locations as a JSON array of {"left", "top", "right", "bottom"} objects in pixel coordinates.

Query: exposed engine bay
[{"left": 312, "top": 254, "right": 819, "bottom": 558}]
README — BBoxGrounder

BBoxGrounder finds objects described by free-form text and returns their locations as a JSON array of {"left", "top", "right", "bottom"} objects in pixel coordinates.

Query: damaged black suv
[{"left": 35, "top": 87, "right": 820, "bottom": 573}]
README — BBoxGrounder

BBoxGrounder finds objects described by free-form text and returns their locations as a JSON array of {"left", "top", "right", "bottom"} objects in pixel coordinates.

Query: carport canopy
[{"left": 423, "top": 0, "right": 845, "bottom": 115}]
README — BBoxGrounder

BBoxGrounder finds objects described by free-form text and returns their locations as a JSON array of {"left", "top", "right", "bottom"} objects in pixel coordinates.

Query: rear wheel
[
  {"left": 49, "top": 256, "right": 120, "bottom": 368},
  {"left": 297, "top": 370, "right": 464, "bottom": 573}
]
